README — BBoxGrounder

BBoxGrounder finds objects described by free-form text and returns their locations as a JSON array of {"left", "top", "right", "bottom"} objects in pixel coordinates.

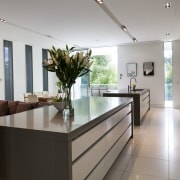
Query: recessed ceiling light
[
  {"left": 95, "top": 0, "right": 103, "bottom": 4},
  {"left": 121, "top": 25, "right": 127, "bottom": 32},
  {"left": 95, "top": 0, "right": 137, "bottom": 43},
  {"left": 164, "top": 2, "right": 171, "bottom": 8},
  {"left": 0, "top": 18, "right": 7, "bottom": 23},
  {"left": 133, "top": 38, "right": 137, "bottom": 42},
  {"left": 46, "top": 35, "right": 53, "bottom": 38}
]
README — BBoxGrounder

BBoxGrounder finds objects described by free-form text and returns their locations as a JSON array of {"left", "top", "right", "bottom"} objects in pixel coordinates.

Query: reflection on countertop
[
  {"left": 104, "top": 88, "right": 148, "bottom": 95},
  {"left": 0, "top": 96, "right": 133, "bottom": 136}
]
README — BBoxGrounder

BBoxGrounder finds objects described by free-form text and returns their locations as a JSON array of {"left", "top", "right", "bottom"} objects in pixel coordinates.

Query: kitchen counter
[
  {"left": 0, "top": 96, "right": 133, "bottom": 180},
  {"left": 104, "top": 88, "right": 148, "bottom": 95},
  {"left": 103, "top": 88, "right": 150, "bottom": 125}
]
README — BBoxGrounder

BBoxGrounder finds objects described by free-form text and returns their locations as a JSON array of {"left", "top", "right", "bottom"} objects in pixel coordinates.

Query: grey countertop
[
  {"left": 0, "top": 96, "right": 133, "bottom": 140},
  {"left": 104, "top": 88, "right": 150, "bottom": 96}
]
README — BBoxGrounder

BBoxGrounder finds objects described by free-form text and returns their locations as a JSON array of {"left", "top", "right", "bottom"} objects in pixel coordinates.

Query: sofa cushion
[
  {"left": 8, "top": 101, "right": 19, "bottom": 115},
  {"left": 0, "top": 100, "right": 9, "bottom": 116},
  {"left": 31, "top": 102, "right": 39, "bottom": 109},
  {"left": 16, "top": 102, "right": 33, "bottom": 113}
]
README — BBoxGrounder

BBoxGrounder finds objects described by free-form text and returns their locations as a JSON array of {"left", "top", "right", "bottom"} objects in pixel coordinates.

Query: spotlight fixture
[
  {"left": 0, "top": 18, "right": 7, "bottom": 23},
  {"left": 121, "top": 25, "right": 127, "bottom": 32},
  {"left": 166, "top": 33, "right": 170, "bottom": 36},
  {"left": 95, "top": 0, "right": 103, "bottom": 4},
  {"left": 133, "top": 38, "right": 137, "bottom": 42},
  {"left": 164, "top": 2, "right": 171, "bottom": 8},
  {"left": 46, "top": 35, "right": 53, "bottom": 38},
  {"left": 95, "top": 0, "right": 137, "bottom": 43}
]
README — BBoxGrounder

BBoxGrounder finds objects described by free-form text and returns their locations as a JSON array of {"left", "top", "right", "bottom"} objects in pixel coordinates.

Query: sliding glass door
[{"left": 72, "top": 48, "right": 90, "bottom": 99}]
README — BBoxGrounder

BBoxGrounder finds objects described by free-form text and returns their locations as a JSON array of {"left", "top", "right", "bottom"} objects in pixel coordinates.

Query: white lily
[
  {"left": 66, "top": 54, "right": 70, "bottom": 64},
  {"left": 79, "top": 52, "right": 84, "bottom": 60},
  {"left": 48, "top": 59, "right": 54, "bottom": 64},
  {"left": 88, "top": 61, "right": 93, "bottom": 67}
]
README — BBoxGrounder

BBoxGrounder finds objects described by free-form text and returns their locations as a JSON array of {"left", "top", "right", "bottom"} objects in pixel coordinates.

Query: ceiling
[{"left": 0, "top": 0, "right": 180, "bottom": 48}]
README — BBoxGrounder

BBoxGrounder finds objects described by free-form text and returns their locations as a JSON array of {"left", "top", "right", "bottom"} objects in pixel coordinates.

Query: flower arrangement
[{"left": 42, "top": 45, "right": 93, "bottom": 107}]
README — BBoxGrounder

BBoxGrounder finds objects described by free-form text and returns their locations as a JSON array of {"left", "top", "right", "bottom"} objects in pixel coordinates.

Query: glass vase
[{"left": 63, "top": 87, "right": 74, "bottom": 119}]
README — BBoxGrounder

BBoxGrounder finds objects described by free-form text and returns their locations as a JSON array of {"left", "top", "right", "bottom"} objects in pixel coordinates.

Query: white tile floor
[{"left": 104, "top": 108, "right": 180, "bottom": 180}]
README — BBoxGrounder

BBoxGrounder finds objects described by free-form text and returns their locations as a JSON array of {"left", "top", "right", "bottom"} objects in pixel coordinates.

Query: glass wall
[
  {"left": 72, "top": 48, "right": 90, "bottom": 99},
  {"left": 90, "top": 46, "right": 118, "bottom": 96},
  {"left": 164, "top": 42, "right": 173, "bottom": 107},
  {"left": 72, "top": 46, "right": 118, "bottom": 98}
]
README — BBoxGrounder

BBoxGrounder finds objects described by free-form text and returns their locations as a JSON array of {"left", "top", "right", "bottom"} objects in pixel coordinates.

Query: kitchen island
[
  {"left": 103, "top": 89, "right": 150, "bottom": 125},
  {"left": 0, "top": 96, "right": 133, "bottom": 180}
]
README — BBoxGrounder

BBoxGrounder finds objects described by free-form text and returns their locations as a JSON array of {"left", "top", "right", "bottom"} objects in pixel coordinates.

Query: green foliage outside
[
  {"left": 90, "top": 55, "right": 117, "bottom": 84},
  {"left": 165, "top": 57, "right": 172, "bottom": 84},
  {"left": 165, "top": 57, "right": 172, "bottom": 99}
]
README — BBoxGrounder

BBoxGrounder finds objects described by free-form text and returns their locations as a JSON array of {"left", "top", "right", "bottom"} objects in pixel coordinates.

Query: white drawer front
[
  {"left": 141, "top": 91, "right": 149, "bottom": 100},
  {"left": 105, "top": 114, "right": 131, "bottom": 150},
  {"left": 143, "top": 96, "right": 149, "bottom": 104},
  {"left": 72, "top": 114, "right": 132, "bottom": 180},
  {"left": 87, "top": 126, "right": 132, "bottom": 180},
  {"left": 122, "top": 103, "right": 131, "bottom": 116},
  {"left": 72, "top": 104, "right": 131, "bottom": 161}
]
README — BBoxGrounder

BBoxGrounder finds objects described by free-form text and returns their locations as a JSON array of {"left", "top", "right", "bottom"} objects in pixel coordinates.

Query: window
[
  {"left": 25, "top": 45, "right": 33, "bottom": 92},
  {"left": 4, "top": 40, "right": 14, "bottom": 100},
  {"left": 42, "top": 49, "right": 48, "bottom": 91},
  {"left": 164, "top": 42, "right": 173, "bottom": 107}
]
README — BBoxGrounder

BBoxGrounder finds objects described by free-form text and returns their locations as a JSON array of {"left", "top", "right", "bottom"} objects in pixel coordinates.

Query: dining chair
[
  {"left": 24, "top": 92, "right": 32, "bottom": 102},
  {"left": 28, "top": 95, "right": 38, "bottom": 102}
]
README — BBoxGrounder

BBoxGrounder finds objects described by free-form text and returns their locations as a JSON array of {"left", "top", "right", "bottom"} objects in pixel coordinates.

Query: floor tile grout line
[
  {"left": 119, "top": 139, "right": 141, "bottom": 180},
  {"left": 125, "top": 108, "right": 170, "bottom": 180},
  {"left": 108, "top": 108, "right": 175, "bottom": 180},
  {"left": 120, "top": 142, "right": 135, "bottom": 180},
  {"left": 167, "top": 108, "right": 171, "bottom": 180}
]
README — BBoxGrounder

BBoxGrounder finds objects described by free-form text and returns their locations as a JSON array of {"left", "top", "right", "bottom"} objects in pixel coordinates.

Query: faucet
[{"left": 129, "top": 76, "right": 137, "bottom": 91}]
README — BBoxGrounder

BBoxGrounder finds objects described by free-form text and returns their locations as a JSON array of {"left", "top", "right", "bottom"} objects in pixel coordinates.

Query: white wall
[
  {"left": 118, "top": 42, "right": 164, "bottom": 108},
  {"left": 13, "top": 42, "right": 26, "bottom": 101},
  {"left": 0, "top": 38, "right": 60, "bottom": 100},
  {"left": 172, "top": 40, "right": 180, "bottom": 108},
  {"left": 0, "top": 21, "right": 67, "bottom": 100},
  {"left": 33, "top": 46, "right": 43, "bottom": 93},
  {"left": 48, "top": 72, "right": 59, "bottom": 96}
]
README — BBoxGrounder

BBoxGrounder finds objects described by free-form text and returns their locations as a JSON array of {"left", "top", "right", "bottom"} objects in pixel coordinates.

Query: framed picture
[
  {"left": 143, "top": 62, "right": 154, "bottom": 76},
  {"left": 126, "top": 63, "right": 137, "bottom": 77}
]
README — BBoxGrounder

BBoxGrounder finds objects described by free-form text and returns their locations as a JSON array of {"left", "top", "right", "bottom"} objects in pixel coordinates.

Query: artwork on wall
[
  {"left": 126, "top": 63, "right": 137, "bottom": 77},
  {"left": 143, "top": 62, "right": 154, "bottom": 76}
]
